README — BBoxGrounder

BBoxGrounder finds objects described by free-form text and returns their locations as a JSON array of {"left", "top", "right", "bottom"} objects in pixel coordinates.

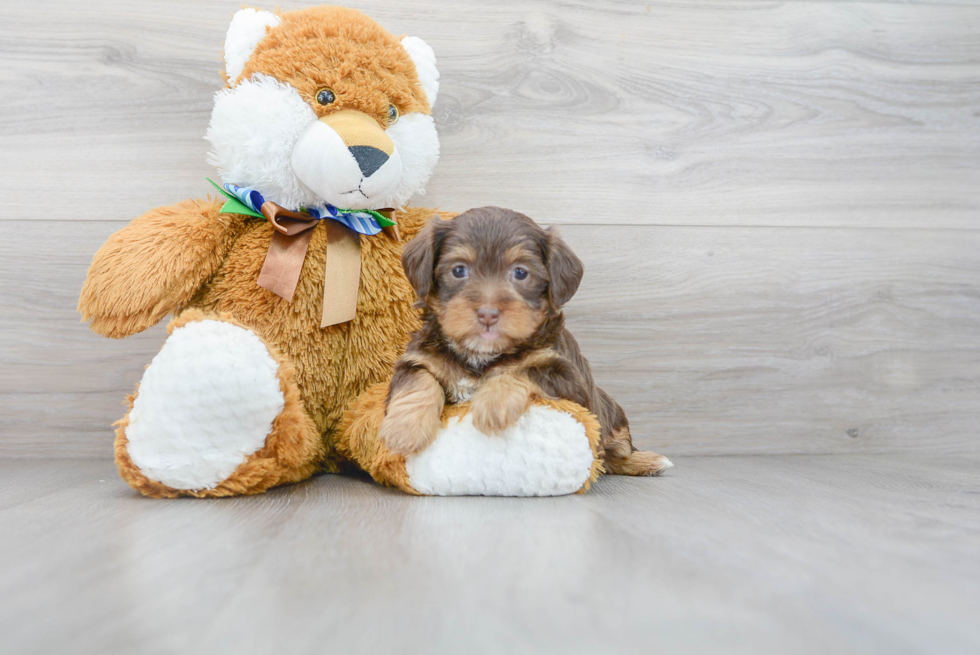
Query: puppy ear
[
  {"left": 546, "top": 226, "right": 584, "bottom": 307},
  {"left": 402, "top": 217, "right": 452, "bottom": 300}
]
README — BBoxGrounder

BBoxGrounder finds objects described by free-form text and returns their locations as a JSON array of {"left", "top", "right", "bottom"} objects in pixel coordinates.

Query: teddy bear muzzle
[
  {"left": 290, "top": 109, "right": 402, "bottom": 210},
  {"left": 320, "top": 109, "right": 394, "bottom": 174}
]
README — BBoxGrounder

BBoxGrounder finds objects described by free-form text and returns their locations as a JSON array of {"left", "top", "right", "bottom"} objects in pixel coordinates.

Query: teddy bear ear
[
  {"left": 401, "top": 36, "right": 439, "bottom": 107},
  {"left": 224, "top": 8, "right": 281, "bottom": 82}
]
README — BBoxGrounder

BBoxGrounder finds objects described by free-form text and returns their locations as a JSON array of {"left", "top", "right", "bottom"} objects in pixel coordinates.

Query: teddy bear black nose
[{"left": 348, "top": 146, "right": 389, "bottom": 177}]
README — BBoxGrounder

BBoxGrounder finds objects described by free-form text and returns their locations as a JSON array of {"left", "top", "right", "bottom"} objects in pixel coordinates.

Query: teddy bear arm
[{"left": 78, "top": 198, "right": 246, "bottom": 338}]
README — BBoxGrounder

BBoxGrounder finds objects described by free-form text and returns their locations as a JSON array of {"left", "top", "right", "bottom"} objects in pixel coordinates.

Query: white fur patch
[
  {"left": 206, "top": 74, "right": 320, "bottom": 210},
  {"left": 405, "top": 405, "right": 595, "bottom": 496},
  {"left": 205, "top": 73, "right": 438, "bottom": 211},
  {"left": 383, "top": 113, "right": 439, "bottom": 208},
  {"left": 401, "top": 36, "right": 439, "bottom": 107},
  {"left": 224, "top": 9, "right": 281, "bottom": 82},
  {"left": 291, "top": 120, "right": 404, "bottom": 210},
  {"left": 125, "top": 320, "right": 285, "bottom": 491}
]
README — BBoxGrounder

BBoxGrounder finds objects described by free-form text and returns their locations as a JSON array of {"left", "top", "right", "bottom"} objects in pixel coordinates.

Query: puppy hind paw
[{"left": 606, "top": 450, "right": 673, "bottom": 477}]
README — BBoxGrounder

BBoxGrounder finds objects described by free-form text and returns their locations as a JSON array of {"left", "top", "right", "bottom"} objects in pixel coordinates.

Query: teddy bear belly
[{"left": 184, "top": 213, "right": 427, "bottom": 455}]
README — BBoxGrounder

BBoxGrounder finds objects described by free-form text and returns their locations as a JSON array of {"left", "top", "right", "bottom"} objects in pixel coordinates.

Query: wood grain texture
[
  {"left": 2, "top": 455, "right": 979, "bottom": 654},
  {"left": 0, "top": 0, "right": 978, "bottom": 227},
  {"left": 560, "top": 225, "right": 980, "bottom": 456},
  {"left": 2, "top": 220, "right": 978, "bottom": 458},
  {"left": 1, "top": 1, "right": 978, "bottom": 458}
]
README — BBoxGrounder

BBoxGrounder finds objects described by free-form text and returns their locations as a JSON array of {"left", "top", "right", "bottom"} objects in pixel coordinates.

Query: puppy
[{"left": 379, "top": 206, "right": 671, "bottom": 476}]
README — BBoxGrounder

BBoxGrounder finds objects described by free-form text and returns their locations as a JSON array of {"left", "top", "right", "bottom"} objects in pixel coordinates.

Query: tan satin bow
[{"left": 255, "top": 202, "right": 394, "bottom": 328}]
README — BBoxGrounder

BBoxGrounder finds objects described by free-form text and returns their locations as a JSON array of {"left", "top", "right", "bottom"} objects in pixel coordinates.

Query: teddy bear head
[{"left": 205, "top": 6, "right": 440, "bottom": 212}]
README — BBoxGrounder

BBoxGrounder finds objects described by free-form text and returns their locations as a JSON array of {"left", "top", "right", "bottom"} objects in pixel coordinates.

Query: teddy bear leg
[
  {"left": 339, "top": 384, "right": 604, "bottom": 497},
  {"left": 114, "top": 311, "right": 323, "bottom": 498},
  {"left": 407, "top": 400, "right": 604, "bottom": 496}
]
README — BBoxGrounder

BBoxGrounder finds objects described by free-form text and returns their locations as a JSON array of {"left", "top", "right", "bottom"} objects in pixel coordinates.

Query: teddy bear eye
[
  {"left": 512, "top": 267, "right": 528, "bottom": 281},
  {"left": 316, "top": 88, "right": 336, "bottom": 105},
  {"left": 387, "top": 103, "right": 399, "bottom": 124},
  {"left": 451, "top": 265, "right": 468, "bottom": 279}
]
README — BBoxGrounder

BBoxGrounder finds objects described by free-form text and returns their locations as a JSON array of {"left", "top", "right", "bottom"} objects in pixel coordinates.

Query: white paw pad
[
  {"left": 125, "top": 320, "right": 285, "bottom": 490},
  {"left": 405, "top": 405, "right": 595, "bottom": 496}
]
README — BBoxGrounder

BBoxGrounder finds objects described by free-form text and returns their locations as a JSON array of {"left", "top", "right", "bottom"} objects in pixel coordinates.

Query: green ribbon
[{"left": 206, "top": 177, "right": 396, "bottom": 227}]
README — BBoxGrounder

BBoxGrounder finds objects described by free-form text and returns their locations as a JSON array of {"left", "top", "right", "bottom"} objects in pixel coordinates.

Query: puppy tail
[
  {"left": 605, "top": 450, "right": 674, "bottom": 477},
  {"left": 602, "top": 423, "right": 673, "bottom": 476}
]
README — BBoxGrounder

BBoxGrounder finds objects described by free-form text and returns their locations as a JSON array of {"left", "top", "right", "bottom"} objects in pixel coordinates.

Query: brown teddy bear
[{"left": 78, "top": 6, "right": 608, "bottom": 498}]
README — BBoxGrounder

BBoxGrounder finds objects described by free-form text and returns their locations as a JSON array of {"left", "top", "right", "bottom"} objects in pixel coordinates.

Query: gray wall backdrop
[{"left": 1, "top": 0, "right": 978, "bottom": 458}]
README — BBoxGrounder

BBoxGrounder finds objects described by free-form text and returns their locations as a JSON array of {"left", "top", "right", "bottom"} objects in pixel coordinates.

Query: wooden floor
[{"left": 2, "top": 455, "right": 978, "bottom": 655}]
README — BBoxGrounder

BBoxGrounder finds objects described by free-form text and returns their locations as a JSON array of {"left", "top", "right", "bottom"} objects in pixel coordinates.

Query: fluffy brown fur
[
  {"left": 236, "top": 6, "right": 431, "bottom": 119},
  {"left": 79, "top": 7, "right": 608, "bottom": 496},
  {"left": 77, "top": 6, "right": 452, "bottom": 497},
  {"left": 82, "top": 197, "right": 446, "bottom": 496},
  {"left": 380, "top": 207, "right": 671, "bottom": 476}
]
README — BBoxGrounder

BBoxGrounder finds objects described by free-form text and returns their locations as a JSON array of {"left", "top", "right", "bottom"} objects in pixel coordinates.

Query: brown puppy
[{"left": 380, "top": 206, "right": 671, "bottom": 476}]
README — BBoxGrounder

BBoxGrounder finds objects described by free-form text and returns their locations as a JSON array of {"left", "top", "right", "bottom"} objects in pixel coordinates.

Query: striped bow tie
[
  {"left": 213, "top": 180, "right": 396, "bottom": 235},
  {"left": 207, "top": 178, "right": 398, "bottom": 327}
]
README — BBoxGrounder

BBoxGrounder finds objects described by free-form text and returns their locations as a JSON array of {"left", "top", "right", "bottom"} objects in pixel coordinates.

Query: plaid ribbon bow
[
  {"left": 207, "top": 178, "right": 398, "bottom": 327},
  {"left": 212, "top": 180, "right": 396, "bottom": 235}
]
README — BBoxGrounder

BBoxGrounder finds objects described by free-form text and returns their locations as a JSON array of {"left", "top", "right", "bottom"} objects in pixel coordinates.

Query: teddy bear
[{"left": 78, "top": 5, "right": 605, "bottom": 498}]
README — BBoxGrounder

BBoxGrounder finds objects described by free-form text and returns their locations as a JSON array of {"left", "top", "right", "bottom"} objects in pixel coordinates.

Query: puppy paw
[
  {"left": 380, "top": 376, "right": 446, "bottom": 455},
  {"left": 380, "top": 407, "right": 443, "bottom": 455},
  {"left": 470, "top": 375, "right": 536, "bottom": 436}
]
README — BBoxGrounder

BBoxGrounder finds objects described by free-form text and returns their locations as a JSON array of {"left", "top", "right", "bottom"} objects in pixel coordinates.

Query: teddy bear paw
[
  {"left": 404, "top": 404, "right": 596, "bottom": 496},
  {"left": 121, "top": 319, "right": 285, "bottom": 491}
]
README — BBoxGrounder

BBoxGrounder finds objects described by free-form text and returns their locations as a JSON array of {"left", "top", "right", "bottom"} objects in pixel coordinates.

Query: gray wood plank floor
[{"left": 2, "top": 456, "right": 978, "bottom": 655}]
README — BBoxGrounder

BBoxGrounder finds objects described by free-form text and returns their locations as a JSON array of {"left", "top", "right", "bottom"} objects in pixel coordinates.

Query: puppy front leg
[
  {"left": 380, "top": 367, "right": 446, "bottom": 455},
  {"left": 470, "top": 374, "right": 538, "bottom": 436}
]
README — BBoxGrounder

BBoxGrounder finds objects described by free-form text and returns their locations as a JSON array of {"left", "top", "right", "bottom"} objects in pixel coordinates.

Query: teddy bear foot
[
  {"left": 406, "top": 403, "right": 602, "bottom": 496},
  {"left": 114, "top": 311, "right": 322, "bottom": 498},
  {"left": 340, "top": 384, "right": 604, "bottom": 497}
]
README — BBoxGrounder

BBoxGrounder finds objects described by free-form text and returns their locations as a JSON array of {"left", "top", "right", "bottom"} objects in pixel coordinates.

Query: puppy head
[{"left": 402, "top": 207, "right": 584, "bottom": 357}]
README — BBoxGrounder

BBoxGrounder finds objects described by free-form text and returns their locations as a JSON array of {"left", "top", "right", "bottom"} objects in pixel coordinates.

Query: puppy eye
[
  {"left": 451, "top": 265, "right": 468, "bottom": 279},
  {"left": 315, "top": 88, "right": 336, "bottom": 105},
  {"left": 387, "top": 103, "right": 399, "bottom": 124},
  {"left": 512, "top": 267, "right": 528, "bottom": 281}
]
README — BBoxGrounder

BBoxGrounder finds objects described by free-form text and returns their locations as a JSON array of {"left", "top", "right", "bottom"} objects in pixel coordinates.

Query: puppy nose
[
  {"left": 348, "top": 145, "right": 389, "bottom": 177},
  {"left": 477, "top": 306, "right": 500, "bottom": 327}
]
